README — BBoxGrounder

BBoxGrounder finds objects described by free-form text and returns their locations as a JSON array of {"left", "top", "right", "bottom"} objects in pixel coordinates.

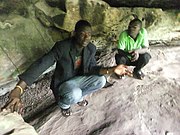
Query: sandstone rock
[
  {"left": 102, "top": 0, "right": 180, "bottom": 9},
  {"left": 0, "top": 43, "right": 180, "bottom": 135},
  {"left": 0, "top": 110, "right": 38, "bottom": 135},
  {"left": 0, "top": 0, "right": 179, "bottom": 95},
  {"left": 34, "top": 46, "right": 180, "bottom": 135},
  {"left": 45, "top": 0, "right": 66, "bottom": 12}
]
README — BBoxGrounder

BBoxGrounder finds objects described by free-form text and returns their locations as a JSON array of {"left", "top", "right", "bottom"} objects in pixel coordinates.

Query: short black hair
[
  {"left": 75, "top": 20, "right": 91, "bottom": 32},
  {"left": 129, "top": 18, "right": 142, "bottom": 27}
]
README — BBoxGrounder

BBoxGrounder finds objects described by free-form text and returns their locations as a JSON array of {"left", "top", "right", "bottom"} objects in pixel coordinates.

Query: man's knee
[
  {"left": 115, "top": 54, "right": 127, "bottom": 65},
  {"left": 139, "top": 53, "right": 151, "bottom": 64},
  {"left": 97, "top": 76, "right": 106, "bottom": 88},
  {"left": 63, "top": 88, "right": 82, "bottom": 104},
  {"left": 60, "top": 81, "right": 75, "bottom": 90},
  {"left": 59, "top": 81, "right": 82, "bottom": 104}
]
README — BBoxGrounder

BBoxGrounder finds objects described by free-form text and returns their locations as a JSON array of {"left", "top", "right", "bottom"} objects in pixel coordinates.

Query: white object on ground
[{"left": 0, "top": 109, "right": 38, "bottom": 135}]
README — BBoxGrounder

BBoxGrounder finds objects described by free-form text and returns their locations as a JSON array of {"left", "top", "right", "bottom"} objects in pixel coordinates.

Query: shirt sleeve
[
  {"left": 19, "top": 42, "right": 62, "bottom": 86},
  {"left": 117, "top": 31, "right": 126, "bottom": 50},
  {"left": 141, "top": 28, "right": 149, "bottom": 48}
]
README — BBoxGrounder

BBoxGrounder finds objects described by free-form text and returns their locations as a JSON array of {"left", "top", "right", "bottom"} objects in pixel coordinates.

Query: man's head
[
  {"left": 128, "top": 18, "right": 142, "bottom": 38},
  {"left": 74, "top": 20, "right": 92, "bottom": 48}
]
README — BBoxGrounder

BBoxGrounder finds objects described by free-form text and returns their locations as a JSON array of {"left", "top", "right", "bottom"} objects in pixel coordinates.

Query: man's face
[
  {"left": 128, "top": 23, "right": 141, "bottom": 37},
  {"left": 75, "top": 26, "right": 92, "bottom": 47}
]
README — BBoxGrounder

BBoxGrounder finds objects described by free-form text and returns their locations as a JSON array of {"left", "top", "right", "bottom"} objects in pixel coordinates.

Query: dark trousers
[{"left": 115, "top": 51, "right": 151, "bottom": 71}]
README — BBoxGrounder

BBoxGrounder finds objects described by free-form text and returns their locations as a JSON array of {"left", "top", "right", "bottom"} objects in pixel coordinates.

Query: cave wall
[
  {"left": 0, "top": 0, "right": 179, "bottom": 89},
  {"left": 102, "top": 0, "right": 180, "bottom": 9}
]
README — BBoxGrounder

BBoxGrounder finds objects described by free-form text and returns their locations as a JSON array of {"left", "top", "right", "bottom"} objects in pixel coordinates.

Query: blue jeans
[{"left": 57, "top": 75, "right": 106, "bottom": 109}]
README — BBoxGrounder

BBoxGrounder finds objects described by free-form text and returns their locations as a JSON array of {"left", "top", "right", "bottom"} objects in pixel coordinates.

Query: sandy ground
[{"left": 0, "top": 45, "right": 180, "bottom": 135}]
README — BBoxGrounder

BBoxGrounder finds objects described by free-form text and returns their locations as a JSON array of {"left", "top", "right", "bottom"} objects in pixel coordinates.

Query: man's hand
[
  {"left": 114, "top": 64, "right": 132, "bottom": 77},
  {"left": 129, "top": 50, "right": 139, "bottom": 62},
  {"left": 1, "top": 89, "right": 24, "bottom": 114},
  {"left": 1, "top": 80, "right": 27, "bottom": 114}
]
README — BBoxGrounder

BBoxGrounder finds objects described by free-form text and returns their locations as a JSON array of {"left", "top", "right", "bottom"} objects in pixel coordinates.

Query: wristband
[{"left": 15, "top": 85, "right": 24, "bottom": 94}]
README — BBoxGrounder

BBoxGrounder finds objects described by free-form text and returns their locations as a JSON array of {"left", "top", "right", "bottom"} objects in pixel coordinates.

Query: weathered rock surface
[
  {"left": 0, "top": 1, "right": 180, "bottom": 134},
  {"left": 0, "top": 110, "right": 38, "bottom": 135},
  {"left": 102, "top": 0, "right": 180, "bottom": 9},
  {"left": 35, "top": 46, "right": 180, "bottom": 135},
  {"left": 1, "top": 45, "right": 180, "bottom": 135},
  {"left": 0, "top": 0, "right": 179, "bottom": 91}
]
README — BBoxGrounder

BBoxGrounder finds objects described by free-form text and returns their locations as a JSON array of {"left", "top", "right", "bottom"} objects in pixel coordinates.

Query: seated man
[
  {"left": 115, "top": 18, "right": 151, "bottom": 79},
  {"left": 2, "top": 20, "right": 131, "bottom": 117}
]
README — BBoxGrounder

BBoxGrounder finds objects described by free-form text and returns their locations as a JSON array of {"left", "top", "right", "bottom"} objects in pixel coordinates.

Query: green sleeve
[
  {"left": 141, "top": 28, "right": 149, "bottom": 48},
  {"left": 117, "top": 31, "right": 126, "bottom": 50}
]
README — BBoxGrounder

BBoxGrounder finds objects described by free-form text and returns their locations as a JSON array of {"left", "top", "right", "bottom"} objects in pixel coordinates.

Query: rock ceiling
[{"left": 102, "top": 0, "right": 180, "bottom": 9}]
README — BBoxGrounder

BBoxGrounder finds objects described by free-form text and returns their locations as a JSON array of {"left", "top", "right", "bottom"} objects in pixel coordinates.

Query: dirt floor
[{"left": 0, "top": 45, "right": 180, "bottom": 135}]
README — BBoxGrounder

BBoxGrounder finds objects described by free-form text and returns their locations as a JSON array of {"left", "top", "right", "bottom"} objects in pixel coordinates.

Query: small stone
[{"left": 165, "top": 131, "right": 174, "bottom": 135}]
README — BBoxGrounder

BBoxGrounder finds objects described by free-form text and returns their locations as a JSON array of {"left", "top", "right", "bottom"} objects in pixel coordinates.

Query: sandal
[
  {"left": 61, "top": 107, "right": 72, "bottom": 117},
  {"left": 77, "top": 99, "right": 88, "bottom": 107},
  {"left": 133, "top": 70, "right": 145, "bottom": 80},
  {"left": 103, "top": 81, "right": 115, "bottom": 88}
]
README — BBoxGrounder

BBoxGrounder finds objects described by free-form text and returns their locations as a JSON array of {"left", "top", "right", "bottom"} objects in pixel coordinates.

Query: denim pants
[{"left": 57, "top": 75, "right": 106, "bottom": 109}]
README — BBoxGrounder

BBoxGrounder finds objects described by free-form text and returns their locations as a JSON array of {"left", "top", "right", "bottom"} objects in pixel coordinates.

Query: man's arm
[
  {"left": 2, "top": 42, "right": 62, "bottom": 113},
  {"left": 136, "top": 28, "right": 149, "bottom": 54},
  {"left": 2, "top": 80, "right": 27, "bottom": 113},
  {"left": 99, "top": 65, "right": 132, "bottom": 77},
  {"left": 19, "top": 43, "right": 61, "bottom": 86},
  {"left": 117, "top": 31, "right": 126, "bottom": 51},
  {"left": 87, "top": 44, "right": 132, "bottom": 76},
  {"left": 118, "top": 49, "right": 131, "bottom": 56},
  {"left": 134, "top": 47, "right": 149, "bottom": 54},
  {"left": 129, "top": 47, "right": 149, "bottom": 62}
]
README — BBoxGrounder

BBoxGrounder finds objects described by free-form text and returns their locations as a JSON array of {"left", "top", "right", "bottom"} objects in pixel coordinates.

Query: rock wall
[
  {"left": 0, "top": 110, "right": 38, "bottom": 135},
  {"left": 102, "top": 0, "right": 180, "bottom": 9},
  {"left": 0, "top": 0, "right": 179, "bottom": 93}
]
